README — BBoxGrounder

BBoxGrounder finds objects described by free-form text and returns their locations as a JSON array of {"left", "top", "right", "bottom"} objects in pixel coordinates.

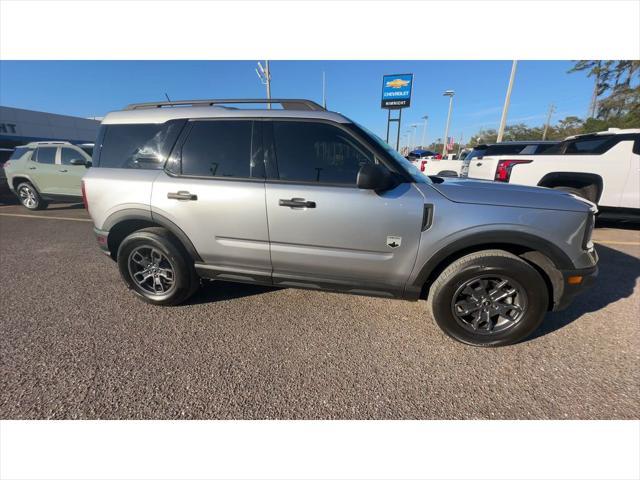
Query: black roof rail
[{"left": 125, "top": 98, "right": 325, "bottom": 111}]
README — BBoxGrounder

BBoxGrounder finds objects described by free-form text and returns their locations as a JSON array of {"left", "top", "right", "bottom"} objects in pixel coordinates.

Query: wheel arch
[
  {"left": 12, "top": 175, "right": 36, "bottom": 191},
  {"left": 407, "top": 230, "right": 573, "bottom": 309},
  {"left": 103, "top": 209, "right": 202, "bottom": 263},
  {"left": 537, "top": 172, "right": 603, "bottom": 203}
]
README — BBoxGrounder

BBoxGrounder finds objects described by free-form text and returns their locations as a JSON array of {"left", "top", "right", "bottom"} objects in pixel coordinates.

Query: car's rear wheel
[
  {"left": 16, "top": 182, "right": 48, "bottom": 210},
  {"left": 427, "top": 249, "right": 548, "bottom": 347},
  {"left": 117, "top": 227, "right": 199, "bottom": 306}
]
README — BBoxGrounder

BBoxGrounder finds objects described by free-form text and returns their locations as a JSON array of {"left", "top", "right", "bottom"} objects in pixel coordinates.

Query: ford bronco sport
[{"left": 83, "top": 99, "right": 598, "bottom": 347}]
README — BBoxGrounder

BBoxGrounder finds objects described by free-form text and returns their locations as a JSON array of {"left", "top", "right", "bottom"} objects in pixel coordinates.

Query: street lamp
[
  {"left": 421, "top": 115, "right": 428, "bottom": 149},
  {"left": 442, "top": 90, "right": 455, "bottom": 157},
  {"left": 410, "top": 124, "right": 419, "bottom": 150},
  {"left": 256, "top": 61, "right": 272, "bottom": 108}
]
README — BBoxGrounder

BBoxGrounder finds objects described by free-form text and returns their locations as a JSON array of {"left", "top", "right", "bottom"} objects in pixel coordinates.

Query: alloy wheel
[
  {"left": 451, "top": 275, "right": 527, "bottom": 335},
  {"left": 127, "top": 246, "right": 176, "bottom": 296},
  {"left": 18, "top": 185, "right": 37, "bottom": 208}
]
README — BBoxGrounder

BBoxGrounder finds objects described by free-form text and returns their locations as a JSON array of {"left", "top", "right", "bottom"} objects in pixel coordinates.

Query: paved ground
[{"left": 0, "top": 200, "right": 638, "bottom": 419}]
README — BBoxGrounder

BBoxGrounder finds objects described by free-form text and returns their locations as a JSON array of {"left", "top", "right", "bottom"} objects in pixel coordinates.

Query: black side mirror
[
  {"left": 70, "top": 158, "right": 87, "bottom": 166},
  {"left": 356, "top": 164, "right": 396, "bottom": 192}
]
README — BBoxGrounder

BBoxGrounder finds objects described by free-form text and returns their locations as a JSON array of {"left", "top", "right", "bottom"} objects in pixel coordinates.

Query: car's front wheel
[
  {"left": 427, "top": 249, "right": 548, "bottom": 347},
  {"left": 117, "top": 227, "right": 199, "bottom": 306},
  {"left": 16, "top": 182, "right": 48, "bottom": 210}
]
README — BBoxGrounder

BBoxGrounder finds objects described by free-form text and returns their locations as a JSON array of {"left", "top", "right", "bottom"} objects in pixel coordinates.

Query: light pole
[
  {"left": 256, "top": 61, "right": 272, "bottom": 108},
  {"left": 442, "top": 90, "right": 455, "bottom": 156},
  {"left": 497, "top": 60, "right": 518, "bottom": 142},
  {"left": 421, "top": 115, "right": 428, "bottom": 149},
  {"left": 405, "top": 129, "right": 412, "bottom": 151},
  {"left": 410, "top": 124, "right": 419, "bottom": 150},
  {"left": 322, "top": 71, "right": 326, "bottom": 109}
]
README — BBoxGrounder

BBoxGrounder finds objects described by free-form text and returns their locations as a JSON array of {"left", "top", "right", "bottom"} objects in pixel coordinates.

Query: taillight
[
  {"left": 434, "top": 154, "right": 442, "bottom": 160},
  {"left": 494, "top": 159, "right": 532, "bottom": 182},
  {"left": 420, "top": 160, "right": 428, "bottom": 172},
  {"left": 81, "top": 180, "right": 89, "bottom": 213}
]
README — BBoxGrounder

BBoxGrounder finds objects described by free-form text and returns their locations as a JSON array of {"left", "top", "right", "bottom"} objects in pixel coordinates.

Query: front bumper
[{"left": 553, "top": 262, "right": 599, "bottom": 311}]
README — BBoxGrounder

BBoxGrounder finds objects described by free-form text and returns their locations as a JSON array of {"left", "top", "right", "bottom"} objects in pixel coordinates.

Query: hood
[{"left": 424, "top": 177, "right": 594, "bottom": 213}]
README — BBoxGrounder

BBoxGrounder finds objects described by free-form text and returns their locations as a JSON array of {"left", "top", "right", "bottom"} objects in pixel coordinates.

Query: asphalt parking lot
[{"left": 0, "top": 199, "right": 638, "bottom": 420}]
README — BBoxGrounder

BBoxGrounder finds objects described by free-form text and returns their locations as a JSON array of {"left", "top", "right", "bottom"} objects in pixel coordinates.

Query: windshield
[{"left": 354, "top": 123, "right": 429, "bottom": 183}]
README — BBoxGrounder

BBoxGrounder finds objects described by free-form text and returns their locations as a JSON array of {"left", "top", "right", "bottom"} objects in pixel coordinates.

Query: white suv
[{"left": 462, "top": 129, "right": 640, "bottom": 215}]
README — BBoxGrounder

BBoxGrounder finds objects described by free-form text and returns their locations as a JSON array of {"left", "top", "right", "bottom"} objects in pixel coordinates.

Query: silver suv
[{"left": 83, "top": 99, "right": 598, "bottom": 347}]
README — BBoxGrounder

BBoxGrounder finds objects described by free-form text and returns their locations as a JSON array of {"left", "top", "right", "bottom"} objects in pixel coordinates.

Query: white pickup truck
[{"left": 462, "top": 129, "right": 640, "bottom": 214}]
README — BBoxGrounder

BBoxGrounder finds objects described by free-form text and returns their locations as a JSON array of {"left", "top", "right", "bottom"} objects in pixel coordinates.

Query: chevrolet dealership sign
[{"left": 381, "top": 73, "right": 413, "bottom": 109}]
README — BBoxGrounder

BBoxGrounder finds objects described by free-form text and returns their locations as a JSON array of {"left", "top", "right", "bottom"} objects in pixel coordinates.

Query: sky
[{"left": 0, "top": 60, "right": 595, "bottom": 148}]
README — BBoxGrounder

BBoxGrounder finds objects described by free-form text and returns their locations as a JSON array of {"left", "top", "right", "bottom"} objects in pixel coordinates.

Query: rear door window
[
  {"left": 96, "top": 120, "right": 185, "bottom": 169},
  {"left": 271, "top": 121, "right": 374, "bottom": 184},
  {"left": 61, "top": 148, "right": 86, "bottom": 165},
  {"left": 180, "top": 120, "right": 259, "bottom": 178},
  {"left": 34, "top": 147, "right": 57, "bottom": 164}
]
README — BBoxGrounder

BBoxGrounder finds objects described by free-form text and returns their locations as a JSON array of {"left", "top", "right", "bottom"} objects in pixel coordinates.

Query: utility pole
[
  {"left": 442, "top": 90, "right": 455, "bottom": 156},
  {"left": 256, "top": 61, "right": 272, "bottom": 109},
  {"left": 421, "top": 115, "right": 428, "bottom": 149},
  {"left": 497, "top": 60, "right": 518, "bottom": 143},
  {"left": 542, "top": 103, "right": 556, "bottom": 140},
  {"left": 588, "top": 60, "right": 601, "bottom": 118},
  {"left": 322, "top": 71, "right": 327, "bottom": 109}
]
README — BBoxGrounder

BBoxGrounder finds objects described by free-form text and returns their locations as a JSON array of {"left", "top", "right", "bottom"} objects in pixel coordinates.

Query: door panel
[
  {"left": 151, "top": 119, "right": 270, "bottom": 280},
  {"left": 29, "top": 147, "right": 60, "bottom": 195},
  {"left": 152, "top": 174, "right": 270, "bottom": 274},
  {"left": 265, "top": 182, "right": 425, "bottom": 296},
  {"left": 58, "top": 147, "right": 88, "bottom": 196}
]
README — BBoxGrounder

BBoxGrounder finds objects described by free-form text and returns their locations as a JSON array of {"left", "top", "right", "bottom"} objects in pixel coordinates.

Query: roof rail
[{"left": 125, "top": 98, "right": 325, "bottom": 111}]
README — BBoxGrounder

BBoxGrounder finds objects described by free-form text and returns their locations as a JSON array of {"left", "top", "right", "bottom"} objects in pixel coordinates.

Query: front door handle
[
  {"left": 167, "top": 191, "right": 198, "bottom": 201},
  {"left": 28, "top": 166, "right": 36, "bottom": 170},
  {"left": 279, "top": 198, "right": 316, "bottom": 208},
  {"left": 59, "top": 169, "right": 68, "bottom": 172}
]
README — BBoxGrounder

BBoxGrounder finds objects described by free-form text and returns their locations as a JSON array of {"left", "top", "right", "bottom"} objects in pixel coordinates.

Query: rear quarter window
[
  {"left": 95, "top": 120, "right": 185, "bottom": 169},
  {"left": 8, "top": 147, "right": 30, "bottom": 161}
]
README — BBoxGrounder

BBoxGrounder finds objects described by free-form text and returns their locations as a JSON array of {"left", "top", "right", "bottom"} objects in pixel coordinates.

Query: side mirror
[
  {"left": 356, "top": 164, "right": 396, "bottom": 192},
  {"left": 70, "top": 158, "right": 87, "bottom": 166}
]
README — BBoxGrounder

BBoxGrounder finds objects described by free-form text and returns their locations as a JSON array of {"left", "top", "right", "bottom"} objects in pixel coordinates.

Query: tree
[{"left": 569, "top": 60, "right": 640, "bottom": 121}]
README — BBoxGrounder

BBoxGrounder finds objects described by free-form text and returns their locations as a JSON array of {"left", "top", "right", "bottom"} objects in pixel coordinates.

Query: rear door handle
[
  {"left": 28, "top": 166, "right": 37, "bottom": 170},
  {"left": 279, "top": 198, "right": 316, "bottom": 208},
  {"left": 59, "top": 169, "right": 68, "bottom": 172},
  {"left": 167, "top": 191, "right": 198, "bottom": 201}
]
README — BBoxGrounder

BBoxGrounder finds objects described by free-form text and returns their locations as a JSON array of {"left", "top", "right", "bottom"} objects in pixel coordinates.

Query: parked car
[
  {"left": 418, "top": 154, "right": 466, "bottom": 177},
  {"left": 408, "top": 149, "right": 440, "bottom": 162},
  {"left": 460, "top": 141, "right": 558, "bottom": 177},
  {"left": 462, "top": 129, "right": 640, "bottom": 215},
  {"left": 3, "top": 141, "right": 92, "bottom": 210},
  {"left": 0, "top": 148, "right": 14, "bottom": 194},
  {"left": 83, "top": 98, "right": 598, "bottom": 347}
]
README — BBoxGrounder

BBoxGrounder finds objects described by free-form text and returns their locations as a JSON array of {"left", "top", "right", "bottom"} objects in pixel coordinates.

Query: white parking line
[
  {"left": 595, "top": 240, "right": 640, "bottom": 246},
  {"left": 0, "top": 213, "right": 92, "bottom": 223}
]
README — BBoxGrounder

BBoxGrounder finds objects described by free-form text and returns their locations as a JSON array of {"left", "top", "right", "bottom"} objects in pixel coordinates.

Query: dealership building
[{"left": 0, "top": 106, "right": 100, "bottom": 161}]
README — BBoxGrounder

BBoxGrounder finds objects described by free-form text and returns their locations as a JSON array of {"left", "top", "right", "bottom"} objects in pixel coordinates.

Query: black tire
[
  {"left": 427, "top": 249, "right": 548, "bottom": 347},
  {"left": 16, "top": 181, "right": 48, "bottom": 210},
  {"left": 117, "top": 227, "right": 199, "bottom": 306}
]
